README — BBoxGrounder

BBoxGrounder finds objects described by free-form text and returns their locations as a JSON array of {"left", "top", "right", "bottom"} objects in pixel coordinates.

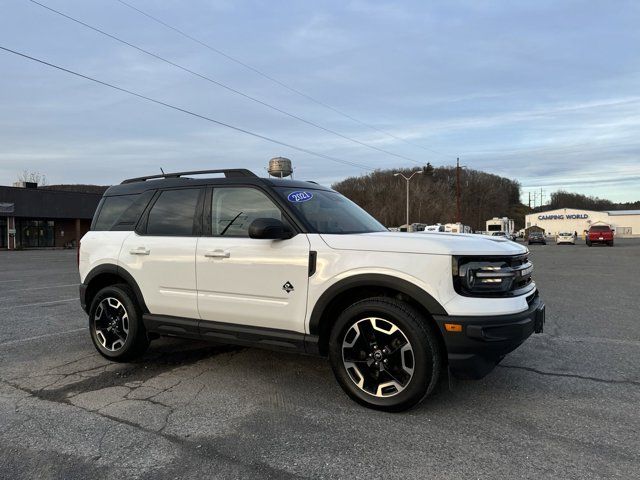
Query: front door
[{"left": 196, "top": 186, "right": 310, "bottom": 332}]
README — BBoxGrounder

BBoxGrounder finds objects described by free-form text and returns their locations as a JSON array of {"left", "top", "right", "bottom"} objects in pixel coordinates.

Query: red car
[{"left": 587, "top": 225, "right": 614, "bottom": 246}]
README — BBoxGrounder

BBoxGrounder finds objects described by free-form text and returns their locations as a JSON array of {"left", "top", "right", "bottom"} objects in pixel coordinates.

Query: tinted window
[
  {"left": 147, "top": 189, "right": 201, "bottom": 236},
  {"left": 590, "top": 225, "right": 610, "bottom": 232},
  {"left": 94, "top": 192, "right": 153, "bottom": 231},
  {"left": 211, "top": 187, "right": 284, "bottom": 237},
  {"left": 277, "top": 188, "right": 386, "bottom": 234}
]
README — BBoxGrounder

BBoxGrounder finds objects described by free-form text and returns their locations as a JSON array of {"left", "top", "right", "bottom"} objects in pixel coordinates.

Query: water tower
[{"left": 267, "top": 157, "right": 293, "bottom": 178}]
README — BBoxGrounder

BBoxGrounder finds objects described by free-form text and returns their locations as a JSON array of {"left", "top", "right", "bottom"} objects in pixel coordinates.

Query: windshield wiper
[{"left": 219, "top": 211, "right": 244, "bottom": 236}]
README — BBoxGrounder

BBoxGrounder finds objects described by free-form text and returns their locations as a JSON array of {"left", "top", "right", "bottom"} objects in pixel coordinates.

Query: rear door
[
  {"left": 120, "top": 187, "right": 204, "bottom": 319},
  {"left": 196, "top": 186, "right": 310, "bottom": 332}
]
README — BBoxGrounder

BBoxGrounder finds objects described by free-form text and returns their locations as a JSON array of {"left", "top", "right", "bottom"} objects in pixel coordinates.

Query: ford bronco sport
[{"left": 79, "top": 169, "right": 545, "bottom": 411}]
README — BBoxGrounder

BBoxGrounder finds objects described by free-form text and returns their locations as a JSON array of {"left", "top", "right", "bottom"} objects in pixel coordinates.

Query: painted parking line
[
  {"left": 0, "top": 298, "right": 78, "bottom": 310},
  {"left": 0, "top": 327, "right": 86, "bottom": 347}
]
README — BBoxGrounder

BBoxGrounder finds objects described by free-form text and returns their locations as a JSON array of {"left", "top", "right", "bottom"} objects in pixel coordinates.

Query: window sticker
[{"left": 287, "top": 191, "right": 314, "bottom": 203}]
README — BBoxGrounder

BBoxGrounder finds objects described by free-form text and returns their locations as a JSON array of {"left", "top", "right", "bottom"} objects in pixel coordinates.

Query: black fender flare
[
  {"left": 82, "top": 264, "right": 149, "bottom": 313},
  {"left": 308, "top": 273, "right": 448, "bottom": 335}
]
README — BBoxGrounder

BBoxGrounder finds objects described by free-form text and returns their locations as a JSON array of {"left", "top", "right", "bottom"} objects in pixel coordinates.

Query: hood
[{"left": 319, "top": 231, "right": 528, "bottom": 256}]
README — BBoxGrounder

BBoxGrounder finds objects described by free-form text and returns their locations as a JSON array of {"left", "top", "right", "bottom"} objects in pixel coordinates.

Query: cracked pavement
[{"left": 1, "top": 243, "right": 639, "bottom": 479}]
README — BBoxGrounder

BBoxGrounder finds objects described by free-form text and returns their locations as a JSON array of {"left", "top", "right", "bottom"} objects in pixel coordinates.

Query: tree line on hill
[
  {"left": 332, "top": 166, "right": 523, "bottom": 231},
  {"left": 538, "top": 191, "right": 640, "bottom": 212}
]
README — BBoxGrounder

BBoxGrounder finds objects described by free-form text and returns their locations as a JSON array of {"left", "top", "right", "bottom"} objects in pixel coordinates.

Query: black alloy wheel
[
  {"left": 89, "top": 284, "right": 149, "bottom": 361},
  {"left": 329, "top": 297, "right": 442, "bottom": 412}
]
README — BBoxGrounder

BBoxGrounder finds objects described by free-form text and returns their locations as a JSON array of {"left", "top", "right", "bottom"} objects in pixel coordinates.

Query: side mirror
[{"left": 248, "top": 218, "right": 293, "bottom": 240}]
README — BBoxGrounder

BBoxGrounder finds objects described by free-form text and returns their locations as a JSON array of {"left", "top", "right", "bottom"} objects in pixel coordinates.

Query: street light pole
[{"left": 394, "top": 170, "right": 423, "bottom": 228}]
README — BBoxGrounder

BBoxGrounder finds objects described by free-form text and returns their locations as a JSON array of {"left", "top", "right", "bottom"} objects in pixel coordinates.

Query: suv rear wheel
[
  {"left": 329, "top": 297, "right": 442, "bottom": 412},
  {"left": 89, "top": 284, "right": 149, "bottom": 361}
]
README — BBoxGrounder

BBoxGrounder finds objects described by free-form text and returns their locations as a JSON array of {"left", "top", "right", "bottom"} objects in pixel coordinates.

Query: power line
[
  {"left": 114, "top": 0, "right": 453, "bottom": 159},
  {"left": 30, "top": 0, "right": 423, "bottom": 166},
  {"left": 0, "top": 45, "right": 374, "bottom": 172}
]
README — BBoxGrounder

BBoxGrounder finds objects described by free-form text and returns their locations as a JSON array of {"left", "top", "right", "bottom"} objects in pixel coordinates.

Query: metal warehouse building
[
  {"left": 525, "top": 207, "right": 640, "bottom": 237},
  {"left": 0, "top": 182, "right": 104, "bottom": 250}
]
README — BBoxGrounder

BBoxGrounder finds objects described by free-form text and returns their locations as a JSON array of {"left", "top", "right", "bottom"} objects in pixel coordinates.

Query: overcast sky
[{"left": 1, "top": 0, "right": 638, "bottom": 203}]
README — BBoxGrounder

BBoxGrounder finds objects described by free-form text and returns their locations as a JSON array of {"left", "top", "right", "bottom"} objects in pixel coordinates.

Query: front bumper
[{"left": 433, "top": 293, "right": 545, "bottom": 379}]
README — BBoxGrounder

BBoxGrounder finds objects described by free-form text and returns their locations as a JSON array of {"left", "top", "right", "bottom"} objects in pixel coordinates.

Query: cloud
[{"left": 0, "top": 0, "right": 638, "bottom": 202}]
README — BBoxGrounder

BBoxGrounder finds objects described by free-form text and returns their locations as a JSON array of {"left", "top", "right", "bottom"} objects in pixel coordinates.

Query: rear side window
[
  {"left": 93, "top": 191, "right": 153, "bottom": 231},
  {"left": 146, "top": 188, "right": 201, "bottom": 236}
]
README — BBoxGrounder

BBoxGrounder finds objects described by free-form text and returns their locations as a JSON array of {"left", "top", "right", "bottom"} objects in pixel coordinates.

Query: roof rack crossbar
[{"left": 121, "top": 169, "right": 257, "bottom": 184}]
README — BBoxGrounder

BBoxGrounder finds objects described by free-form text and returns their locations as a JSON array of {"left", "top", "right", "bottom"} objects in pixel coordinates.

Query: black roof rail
[{"left": 121, "top": 169, "right": 257, "bottom": 184}]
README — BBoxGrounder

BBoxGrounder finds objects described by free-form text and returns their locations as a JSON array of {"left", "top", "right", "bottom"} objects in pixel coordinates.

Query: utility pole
[
  {"left": 394, "top": 170, "right": 423, "bottom": 228},
  {"left": 456, "top": 158, "right": 461, "bottom": 223},
  {"left": 455, "top": 157, "right": 466, "bottom": 223},
  {"left": 540, "top": 188, "right": 545, "bottom": 208},
  {"left": 528, "top": 191, "right": 531, "bottom": 209}
]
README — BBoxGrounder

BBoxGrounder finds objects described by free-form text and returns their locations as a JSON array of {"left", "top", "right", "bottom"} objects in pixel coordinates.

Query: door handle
[
  {"left": 130, "top": 247, "right": 150, "bottom": 255},
  {"left": 204, "top": 250, "right": 230, "bottom": 258}
]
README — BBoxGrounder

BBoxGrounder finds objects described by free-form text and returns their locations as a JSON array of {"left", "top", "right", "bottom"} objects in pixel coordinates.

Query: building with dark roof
[{"left": 0, "top": 182, "right": 105, "bottom": 249}]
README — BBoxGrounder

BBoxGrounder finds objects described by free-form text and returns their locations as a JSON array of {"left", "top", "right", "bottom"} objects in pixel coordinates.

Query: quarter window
[
  {"left": 94, "top": 192, "right": 153, "bottom": 231},
  {"left": 147, "top": 189, "right": 201, "bottom": 236},
  {"left": 211, "top": 188, "right": 285, "bottom": 237}
]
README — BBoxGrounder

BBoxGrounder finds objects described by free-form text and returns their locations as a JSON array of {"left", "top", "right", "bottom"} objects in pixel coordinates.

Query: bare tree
[{"left": 17, "top": 170, "right": 47, "bottom": 186}]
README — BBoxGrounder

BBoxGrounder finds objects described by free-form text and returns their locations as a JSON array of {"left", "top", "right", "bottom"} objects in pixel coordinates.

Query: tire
[
  {"left": 89, "top": 283, "right": 149, "bottom": 362},
  {"left": 609, "top": 241, "right": 614, "bottom": 246},
  {"left": 328, "top": 297, "right": 442, "bottom": 412},
  {"left": 586, "top": 240, "right": 592, "bottom": 247}
]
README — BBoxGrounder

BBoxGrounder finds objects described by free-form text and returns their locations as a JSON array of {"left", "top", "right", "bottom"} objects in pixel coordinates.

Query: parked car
[
  {"left": 491, "top": 231, "right": 517, "bottom": 242},
  {"left": 79, "top": 168, "right": 545, "bottom": 411},
  {"left": 528, "top": 231, "right": 546, "bottom": 245},
  {"left": 587, "top": 225, "right": 614, "bottom": 246},
  {"left": 556, "top": 232, "right": 575, "bottom": 245}
]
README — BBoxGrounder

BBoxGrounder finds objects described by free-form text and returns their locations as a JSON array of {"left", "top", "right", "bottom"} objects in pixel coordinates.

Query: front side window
[
  {"left": 146, "top": 188, "right": 201, "bottom": 236},
  {"left": 211, "top": 187, "right": 285, "bottom": 237},
  {"left": 277, "top": 188, "right": 386, "bottom": 234}
]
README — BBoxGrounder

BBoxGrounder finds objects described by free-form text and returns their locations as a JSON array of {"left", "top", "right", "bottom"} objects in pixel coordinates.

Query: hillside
[
  {"left": 332, "top": 166, "right": 526, "bottom": 230},
  {"left": 534, "top": 191, "right": 640, "bottom": 212}
]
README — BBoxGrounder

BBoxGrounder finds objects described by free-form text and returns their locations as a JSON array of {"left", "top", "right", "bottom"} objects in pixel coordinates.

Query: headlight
[{"left": 452, "top": 256, "right": 534, "bottom": 297}]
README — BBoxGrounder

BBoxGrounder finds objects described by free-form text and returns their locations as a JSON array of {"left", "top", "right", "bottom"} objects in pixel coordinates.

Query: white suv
[{"left": 79, "top": 169, "right": 545, "bottom": 411}]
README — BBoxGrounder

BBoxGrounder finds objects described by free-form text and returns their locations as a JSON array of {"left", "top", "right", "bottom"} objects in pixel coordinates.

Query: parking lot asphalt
[{"left": 1, "top": 240, "right": 639, "bottom": 479}]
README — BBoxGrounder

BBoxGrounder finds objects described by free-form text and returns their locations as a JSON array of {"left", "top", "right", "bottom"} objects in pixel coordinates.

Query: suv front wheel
[
  {"left": 89, "top": 284, "right": 149, "bottom": 361},
  {"left": 329, "top": 297, "right": 442, "bottom": 412}
]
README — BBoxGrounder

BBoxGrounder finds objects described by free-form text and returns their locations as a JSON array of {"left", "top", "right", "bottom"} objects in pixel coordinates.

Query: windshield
[{"left": 277, "top": 188, "right": 387, "bottom": 234}]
